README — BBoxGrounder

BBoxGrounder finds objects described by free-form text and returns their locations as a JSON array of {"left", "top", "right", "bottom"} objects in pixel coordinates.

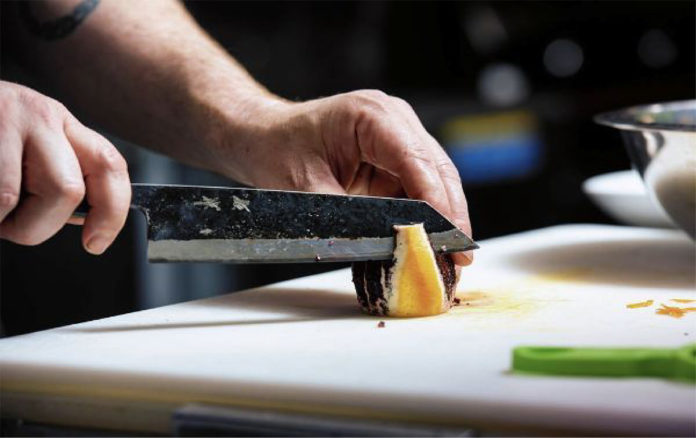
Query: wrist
[
  {"left": 186, "top": 79, "right": 289, "bottom": 183},
  {"left": 205, "top": 92, "right": 321, "bottom": 188},
  {"left": 218, "top": 94, "right": 297, "bottom": 185}
]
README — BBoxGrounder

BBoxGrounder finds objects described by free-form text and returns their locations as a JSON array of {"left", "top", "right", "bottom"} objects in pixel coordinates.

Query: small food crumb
[
  {"left": 377, "top": 321, "right": 386, "bottom": 328},
  {"left": 671, "top": 299, "right": 695, "bottom": 303},
  {"left": 440, "top": 245, "right": 447, "bottom": 252},
  {"left": 627, "top": 299, "right": 654, "bottom": 309},
  {"left": 328, "top": 240, "right": 335, "bottom": 247},
  {"left": 453, "top": 297, "right": 461, "bottom": 306},
  {"left": 315, "top": 255, "right": 322, "bottom": 262},
  {"left": 656, "top": 304, "right": 696, "bottom": 318}
]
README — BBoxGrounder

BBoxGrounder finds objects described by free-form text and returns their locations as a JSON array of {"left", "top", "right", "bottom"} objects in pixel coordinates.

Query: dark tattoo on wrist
[{"left": 19, "top": 0, "right": 101, "bottom": 41}]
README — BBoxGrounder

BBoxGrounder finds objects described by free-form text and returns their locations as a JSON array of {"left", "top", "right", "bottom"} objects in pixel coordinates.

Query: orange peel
[
  {"left": 656, "top": 304, "right": 696, "bottom": 318},
  {"left": 626, "top": 299, "right": 654, "bottom": 309}
]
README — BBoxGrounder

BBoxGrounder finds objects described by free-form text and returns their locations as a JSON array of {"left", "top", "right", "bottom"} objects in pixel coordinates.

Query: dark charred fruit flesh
[{"left": 351, "top": 223, "right": 457, "bottom": 317}]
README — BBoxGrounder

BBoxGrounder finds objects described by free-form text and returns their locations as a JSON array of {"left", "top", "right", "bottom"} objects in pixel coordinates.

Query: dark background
[{"left": 1, "top": 1, "right": 694, "bottom": 336}]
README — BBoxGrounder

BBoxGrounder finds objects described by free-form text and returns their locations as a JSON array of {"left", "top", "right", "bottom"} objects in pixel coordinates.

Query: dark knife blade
[{"left": 107, "top": 184, "right": 477, "bottom": 263}]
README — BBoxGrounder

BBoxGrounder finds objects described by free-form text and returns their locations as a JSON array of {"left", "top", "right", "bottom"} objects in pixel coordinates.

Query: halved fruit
[{"left": 351, "top": 223, "right": 457, "bottom": 317}]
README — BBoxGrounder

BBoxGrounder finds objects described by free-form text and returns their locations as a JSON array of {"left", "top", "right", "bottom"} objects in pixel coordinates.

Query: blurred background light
[
  {"left": 442, "top": 110, "right": 543, "bottom": 184},
  {"left": 477, "top": 63, "right": 529, "bottom": 107},
  {"left": 637, "top": 29, "right": 677, "bottom": 68},
  {"left": 543, "top": 38, "right": 584, "bottom": 78},
  {"left": 462, "top": 5, "right": 507, "bottom": 55}
]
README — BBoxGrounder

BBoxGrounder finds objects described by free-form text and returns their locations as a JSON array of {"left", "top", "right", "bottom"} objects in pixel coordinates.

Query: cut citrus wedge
[{"left": 352, "top": 223, "right": 457, "bottom": 317}]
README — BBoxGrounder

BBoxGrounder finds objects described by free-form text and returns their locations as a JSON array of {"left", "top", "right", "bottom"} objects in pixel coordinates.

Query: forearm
[{"left": 9, "top": 0, "right": 280, "bottom": 184}]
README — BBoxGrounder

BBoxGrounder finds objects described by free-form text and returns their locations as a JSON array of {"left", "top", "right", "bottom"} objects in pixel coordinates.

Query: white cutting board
[{"left": 1, "top": 225, "right": 695, "bottom": 435}]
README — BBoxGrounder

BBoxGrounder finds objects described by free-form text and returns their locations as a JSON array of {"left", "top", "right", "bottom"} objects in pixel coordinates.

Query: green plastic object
[{"left": 512, "top": 344, "right": 696, "bottom": 383}]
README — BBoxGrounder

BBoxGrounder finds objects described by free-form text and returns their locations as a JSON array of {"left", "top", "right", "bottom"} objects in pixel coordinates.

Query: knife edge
[{"left": 147, "top": 229, "right": 477, "bottom": 263}]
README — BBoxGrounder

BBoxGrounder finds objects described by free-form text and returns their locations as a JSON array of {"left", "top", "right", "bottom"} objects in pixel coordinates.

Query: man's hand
[
  {"left": 6, "top": 0, "right": 471, "bottom": 263},
  {"left": 0, "top": 81, "right": 131, "bottom": 254},
  {"left": 228, "top": 90, "right": 473, "bottom": 266}
]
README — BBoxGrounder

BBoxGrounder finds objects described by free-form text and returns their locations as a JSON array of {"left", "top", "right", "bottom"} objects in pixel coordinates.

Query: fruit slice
[{"left": 351, "top": 223, "right": 457, "bottom": 317}]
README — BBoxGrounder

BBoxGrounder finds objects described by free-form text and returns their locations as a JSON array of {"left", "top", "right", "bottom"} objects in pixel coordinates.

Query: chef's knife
[{"left": 76, "top": 184, "right": 477, "bottom": 263}]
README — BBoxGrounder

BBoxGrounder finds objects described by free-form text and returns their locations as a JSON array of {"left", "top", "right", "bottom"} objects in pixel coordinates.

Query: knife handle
[
  {"left": 71, "top": 184, "right": 148, "bottom": 220},
  {"left": 71, "top": 198, "right": 90, "bottom": 219}
]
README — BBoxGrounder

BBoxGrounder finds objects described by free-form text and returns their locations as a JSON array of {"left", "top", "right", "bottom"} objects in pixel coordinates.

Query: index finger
[
  {"left": 64, "top": 117, "right": 131, "bottom": 255},
  {"left": 357, "top": 115, "right": 453, "bottom": 220},
  {"left": 388, "top": 99, "right": 473, "bottom": 266},
  {"left": 432, "top": 145, "right": 473, "bottom": 266}
]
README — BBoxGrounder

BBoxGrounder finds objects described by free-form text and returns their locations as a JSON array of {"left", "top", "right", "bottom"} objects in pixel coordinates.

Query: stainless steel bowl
[{"left": 595, "top": 100, "right": 696, "bottom": 239}]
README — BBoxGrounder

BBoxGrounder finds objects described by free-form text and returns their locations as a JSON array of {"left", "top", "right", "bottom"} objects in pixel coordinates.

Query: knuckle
[
  {"left": 95, "top": 144, "right": 128, "bottom": 174},
  {"left": 56, "top": 180, "right": 86, "bottom": 205},
  {"left": 411, "top": 155, "right": 435, "bottom": 176},
  {"left": 20, "top": 91, "right": 62, "bottom": 126},
  {"left": 346, "top": 90, "right": 390, "bottom": 116},
  {"left": 436, "top": 159, "right": 462, "bottom": 181},
  {"left": 390, "top": 96, "right": 414, "bottom": 111},
  {"left": 0, "top": 82, "right": 26, "bottom": 106},
  {"left": 355, "top": 89, "right": 389, "bottom": 101},
  {"left": 406, "top": 143, "right": 434, "bottom": 165},
  {"left": 0, "top": 83, "right": 67, "bottom": 129},
  {"left": 0, "top": 89, "right": 16, "bottom": 118},
  {"left": 396, "top": 144, "right": 433, "bottom": 174}
]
